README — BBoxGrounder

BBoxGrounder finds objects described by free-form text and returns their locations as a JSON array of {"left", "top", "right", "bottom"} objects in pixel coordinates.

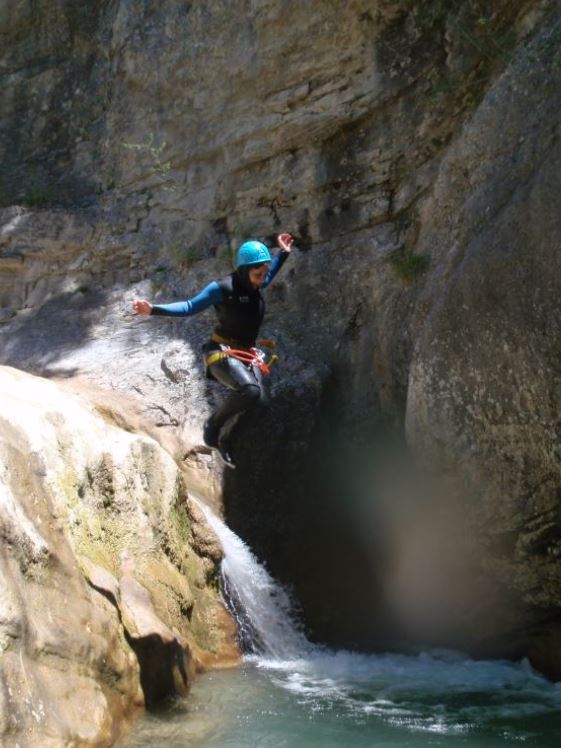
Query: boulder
[{"left": 0, "top": 366, "right": 238, "bottom": 747}]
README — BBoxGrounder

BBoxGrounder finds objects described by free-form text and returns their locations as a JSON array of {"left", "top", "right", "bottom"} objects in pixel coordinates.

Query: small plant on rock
[
  {"left": 216, "top": 246, "right": 233, "bottom": 268},
  {"left": 168, "top": 243, "right": 200, "bottom": 269},
  {"left": 387, "top": 248, "right": 430, "bottom": 285}
]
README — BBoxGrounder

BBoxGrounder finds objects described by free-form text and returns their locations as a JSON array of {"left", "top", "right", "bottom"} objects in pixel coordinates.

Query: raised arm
[
  {"left": 261, "top": 232, "right": 294, "bottom": 289},
  {"left": 132, "top": 281, "right": 223, "bottom": 317}
]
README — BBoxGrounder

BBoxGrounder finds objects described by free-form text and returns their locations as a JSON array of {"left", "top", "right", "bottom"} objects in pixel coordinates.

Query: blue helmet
[{"left": 236, "top": 240, "right": 271, "bottom": 268}]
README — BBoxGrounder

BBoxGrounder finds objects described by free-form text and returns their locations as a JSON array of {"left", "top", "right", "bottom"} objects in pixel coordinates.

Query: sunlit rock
[{"left": 0, "top": 366, "right": 238, "bottom": 747}]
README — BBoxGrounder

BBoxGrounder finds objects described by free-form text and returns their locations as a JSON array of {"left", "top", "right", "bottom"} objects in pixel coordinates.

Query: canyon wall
[{"left": 2, "top": 0, "right": 561, "bottom": 676}]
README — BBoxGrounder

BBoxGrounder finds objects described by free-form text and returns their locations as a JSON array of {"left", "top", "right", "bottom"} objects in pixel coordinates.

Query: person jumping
[{"left": 132, "top": 232, "right": 294, "bottom": 468}]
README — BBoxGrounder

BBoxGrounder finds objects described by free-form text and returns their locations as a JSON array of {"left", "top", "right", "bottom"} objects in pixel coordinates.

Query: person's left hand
[{"left": 277, "top": 232, "right": 294, "bottom": 253}]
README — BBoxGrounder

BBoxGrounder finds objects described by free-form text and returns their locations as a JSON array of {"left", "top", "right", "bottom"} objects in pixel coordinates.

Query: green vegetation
[
  {"left": 182, "top": 246, "right": 200, "bottom": 265},
  {"left": 387, "top": 249, "right": 430, "bottom": 283},
  {"left": 217, "top": 245, "right": 233, "bottom": 268},
  {"left": 413, "top": 0, "right": 451, "bottom": 31},
  {"left": 430, "top": 76, "right": 457, "bottom": 98},
  {"left": 459, "top": 16, "right": 517, "bottom": 63},
  {"left": 166, "top": 242, "right": 201, "bottom": 269},
  {"left": 22, "top": 179, "right": 54, "bottom": 208},
  {"left": 95, "top": 175, "right": 116, "bottom": 194},
  {"left": 169, "top": 496, "right": 192, "bottom": 551},
  {"left": 424, "top": 1, "right": 520, "bottom": 110}
]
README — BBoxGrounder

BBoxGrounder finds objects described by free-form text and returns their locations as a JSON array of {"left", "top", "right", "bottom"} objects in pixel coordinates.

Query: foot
[
  {"left": 216, "top": 440, "right": 236, "bottom": 470},
  {"left": 203, "top": 418, "right": 220, "bottom": 448}
]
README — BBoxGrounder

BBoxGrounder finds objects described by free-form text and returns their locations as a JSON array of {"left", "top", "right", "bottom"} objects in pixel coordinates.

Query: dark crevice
[{"left": 85, "top": 578, "right": 189, "bottom": 708}]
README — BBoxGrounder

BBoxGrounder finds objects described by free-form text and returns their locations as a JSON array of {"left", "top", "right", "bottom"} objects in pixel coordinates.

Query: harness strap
[
  {"left": 211, "top": 332, "right": 249, "bottom": 347},
  {"left": 205, "top": 347, "right": 279, "bottom": 375},
  {"left": 211, "top": 332, "right": 277, "bottom": 350}
]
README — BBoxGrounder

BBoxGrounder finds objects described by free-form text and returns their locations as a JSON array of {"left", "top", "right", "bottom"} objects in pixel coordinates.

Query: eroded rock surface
[
  {"left": 0, "top": 366, "right": 238, "bottom": 747},
  {"left": 1, "top": 0, "right": 561, "bottom": 677},
  {"left": 402, "top": 15, "right": 561, "bottom": 671}
]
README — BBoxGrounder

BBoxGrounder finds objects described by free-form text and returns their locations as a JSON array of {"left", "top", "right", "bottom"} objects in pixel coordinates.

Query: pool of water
[{"left": 120, "top": 649, "right": 561, "bottom": 747}]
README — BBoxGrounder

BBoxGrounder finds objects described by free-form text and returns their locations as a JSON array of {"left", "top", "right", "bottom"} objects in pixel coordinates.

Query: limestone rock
[
  {"left": 1, "top": 0, "right": 560, "bottom": 672},
  {"left": 390, "top": 12, "right": 561, "bottom": 668},
  {"left": 0, "top": 366, "right": 239, "bottom": 747}
]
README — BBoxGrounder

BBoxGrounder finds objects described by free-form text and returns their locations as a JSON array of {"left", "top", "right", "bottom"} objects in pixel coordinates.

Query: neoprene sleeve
[
  {"left": 150, "top": 281, "right": 223, "bottom": 317},
  {"left": 150, "top": 250, "right": 289, "bottom": 317}
]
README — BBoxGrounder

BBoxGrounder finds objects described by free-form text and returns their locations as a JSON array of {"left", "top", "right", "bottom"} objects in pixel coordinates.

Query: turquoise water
[
  {"left": 121, "top": 649, "right": 561, "bottom": 747},
  {"left": 121, "top": 503, "right": 561, "bottom": 746}
]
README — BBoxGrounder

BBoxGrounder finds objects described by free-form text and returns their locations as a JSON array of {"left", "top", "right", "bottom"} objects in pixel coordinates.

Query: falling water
[
  {"left": 121, "top": 499, "right": 561, "bottom": 748},
  {"left": 195, "top": 497, "right": 312, "bottom": 660}
]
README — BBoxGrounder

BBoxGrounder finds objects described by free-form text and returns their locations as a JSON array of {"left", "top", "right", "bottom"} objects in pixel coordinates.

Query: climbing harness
[
  {"left": 205, "top": 346, "right": 279, "bottom": 375},
  {"left": 211, "top": 332, "right": 276, "bottom": 349},
  {"left": 206, "top": 335, "right": 279, "bottom": 375}
]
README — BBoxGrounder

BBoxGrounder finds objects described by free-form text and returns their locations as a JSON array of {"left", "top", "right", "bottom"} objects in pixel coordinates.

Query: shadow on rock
[{"left": 1, "top": 288, "right": 109, "bottom": 374}]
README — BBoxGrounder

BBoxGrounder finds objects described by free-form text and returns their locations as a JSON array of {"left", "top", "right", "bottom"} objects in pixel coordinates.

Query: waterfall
[
  {"left": 194, "top": 498, "right": 313, "bottom": 660},
  {"left": 119, "top": 498, "right": 561, "bottom": 748}
]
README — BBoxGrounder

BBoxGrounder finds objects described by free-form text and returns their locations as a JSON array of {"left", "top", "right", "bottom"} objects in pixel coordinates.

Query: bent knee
[
  {"left": 241, "top": 383, "right": 262, "bottom": 404},
  {"left": 239, "top": 382, "right": 269, "bottom": 409}
]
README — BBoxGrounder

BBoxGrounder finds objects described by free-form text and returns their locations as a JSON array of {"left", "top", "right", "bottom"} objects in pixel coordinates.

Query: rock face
[
  {"left": 0, "top": 366, "right": 238, "bottom": 747},
  {"left": 403, "top": 17, "right": 561, "bottom": 670},
  {"left": 1, "top": 0, "right": 561, "bottom": 675}
]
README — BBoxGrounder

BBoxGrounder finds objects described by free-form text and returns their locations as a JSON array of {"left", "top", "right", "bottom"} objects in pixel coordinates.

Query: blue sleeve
[
  {"left": 150, "top": 281, "right": 223, "bottom": 317},
  {"left": 261, "top": 251, "right": 290, "bottom": 289}
]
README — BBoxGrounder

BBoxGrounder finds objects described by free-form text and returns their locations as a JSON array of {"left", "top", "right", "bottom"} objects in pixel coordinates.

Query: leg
[{"left": 203, "top": 357, "right": 266, "bottom": 447}]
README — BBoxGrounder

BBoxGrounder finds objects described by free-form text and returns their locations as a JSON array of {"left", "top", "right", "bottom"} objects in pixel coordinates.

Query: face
[{"left": 248, "top": 263, "right": 270, "bottom": 287}]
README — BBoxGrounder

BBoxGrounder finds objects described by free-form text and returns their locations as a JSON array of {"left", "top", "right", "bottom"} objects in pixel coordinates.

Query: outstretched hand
[
  {"left": 277, "top": 232, "right": 294, "bottom": 253},
  {"left": 132, "top": 299, "right": 153, "bottom": 315}
]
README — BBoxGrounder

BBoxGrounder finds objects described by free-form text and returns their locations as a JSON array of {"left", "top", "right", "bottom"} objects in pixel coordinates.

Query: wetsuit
[{"left": 151, "top": 250, "right": 289, "bottom": 442}]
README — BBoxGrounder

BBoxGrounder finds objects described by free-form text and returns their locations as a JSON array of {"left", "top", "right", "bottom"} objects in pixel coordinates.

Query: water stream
[{"left": 120, "top": 501, "right": 561, "bottom": 747}]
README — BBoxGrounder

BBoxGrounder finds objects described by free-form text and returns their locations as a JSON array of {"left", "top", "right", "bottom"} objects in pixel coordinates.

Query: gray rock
[{"left": 1, "top": 0, "right": 560, "bottom": 675}]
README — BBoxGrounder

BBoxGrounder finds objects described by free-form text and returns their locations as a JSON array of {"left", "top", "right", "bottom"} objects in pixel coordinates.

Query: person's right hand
[{"left": 132, "top": 299, "right": 153, "bottom": 315}]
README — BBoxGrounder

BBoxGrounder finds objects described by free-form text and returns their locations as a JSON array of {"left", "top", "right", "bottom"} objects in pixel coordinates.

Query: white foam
[
  {"left": 194, "top": 498, "right": 312, "bottom": 659},
  {"left": 193, "top": 497, "right": 561, "bottom": 738}
]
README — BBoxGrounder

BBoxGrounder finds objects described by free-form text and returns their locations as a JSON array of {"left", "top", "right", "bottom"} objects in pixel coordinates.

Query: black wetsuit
[{"left": 151, "top": 251, "right": 289, "bottom": 441}]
